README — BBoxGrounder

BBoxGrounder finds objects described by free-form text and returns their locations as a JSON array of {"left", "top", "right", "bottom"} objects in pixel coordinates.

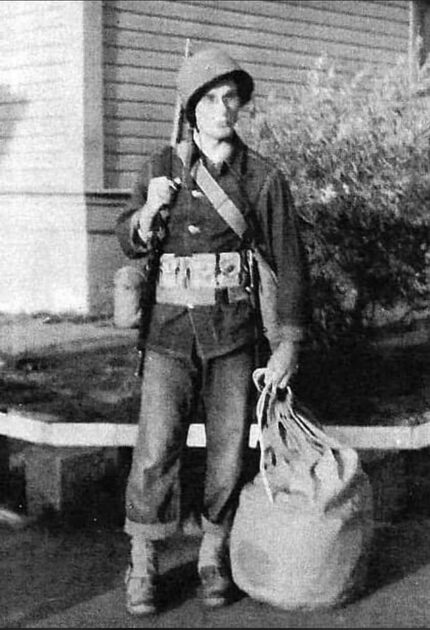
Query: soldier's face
[{"left": 194, "top": 80, "right": 241, "bottom": 141}]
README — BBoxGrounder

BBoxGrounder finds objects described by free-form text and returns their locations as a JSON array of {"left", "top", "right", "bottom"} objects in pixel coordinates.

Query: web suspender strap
[
  {"left": 190, "top": 160, "right": 248, "bottom": 238},
  {"left": 176, "top": 140, "right": 248, "bottom": 238}
]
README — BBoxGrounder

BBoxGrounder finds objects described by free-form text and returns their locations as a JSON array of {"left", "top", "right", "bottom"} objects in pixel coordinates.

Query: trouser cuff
[
  {"left": 124, "top": 516, "right": 179, "bottom": 541},
  {"left": 200, "top": 515, "right": 230, "bottom": 539}
]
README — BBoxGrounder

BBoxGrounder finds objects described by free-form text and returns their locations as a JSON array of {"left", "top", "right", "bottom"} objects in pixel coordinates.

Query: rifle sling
[{"left": 176, "top": 142, "right": 247, "bottom": 239}]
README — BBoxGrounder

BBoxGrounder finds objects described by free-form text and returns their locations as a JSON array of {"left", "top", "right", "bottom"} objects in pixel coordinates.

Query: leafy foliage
[{"left": 241, "top": 54, "right": 430, "bottom": 350}]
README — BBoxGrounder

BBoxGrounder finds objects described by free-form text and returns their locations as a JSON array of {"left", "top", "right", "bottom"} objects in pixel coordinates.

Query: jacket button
[{"left": 188, "top": 224, "right": 201, "bottom": 235}]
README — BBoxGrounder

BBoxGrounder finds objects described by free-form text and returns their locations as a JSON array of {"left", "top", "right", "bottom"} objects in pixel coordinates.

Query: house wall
[
  {"left": 0, "top": 1, "right": 88, "bottom": 192},
  {"left": 0, "top": 0, "right": 89, "bottom": 314},
  {"left": 103, "top": 0, "right": 411, "bottom": 190},
  {"left": 0, "top": 0, "right": 416, "bottom": 317},
  {"left": 86, "top": 192, "right": 131, "bottom": 317}
]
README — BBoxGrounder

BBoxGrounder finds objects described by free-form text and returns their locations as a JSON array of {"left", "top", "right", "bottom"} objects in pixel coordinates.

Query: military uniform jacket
[{"left": 116, "top": 134, "right": 310, "bottom": 361}]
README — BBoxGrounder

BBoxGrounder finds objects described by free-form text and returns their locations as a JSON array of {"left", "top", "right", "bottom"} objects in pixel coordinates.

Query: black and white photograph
[{"left": 1, "top": 1, "right": 430, "bottom": 627}]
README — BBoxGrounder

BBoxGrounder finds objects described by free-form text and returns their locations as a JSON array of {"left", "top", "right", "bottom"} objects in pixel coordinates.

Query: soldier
[{"left": 116, "top": 46, "right": 310, "bottom": 615}]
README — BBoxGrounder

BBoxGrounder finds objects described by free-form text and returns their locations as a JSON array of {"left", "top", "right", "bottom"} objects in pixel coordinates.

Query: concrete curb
[{"left": 2, "top": 408, "right": 430, "bottom": 449}]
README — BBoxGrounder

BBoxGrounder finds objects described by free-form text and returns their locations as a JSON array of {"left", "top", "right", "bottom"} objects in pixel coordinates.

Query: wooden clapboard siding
[{"left": 103, "top": 0, "right": 410, "bottom": 190}]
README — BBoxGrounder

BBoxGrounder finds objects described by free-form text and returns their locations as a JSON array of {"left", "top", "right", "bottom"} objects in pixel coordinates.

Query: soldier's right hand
[{"left": 145, "top": 176, "right": 180, "bottom": 216}]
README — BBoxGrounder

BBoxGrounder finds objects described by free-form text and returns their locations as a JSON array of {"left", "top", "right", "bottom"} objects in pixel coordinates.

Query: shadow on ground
[
  {"left": 365, "top": 516, "right": 430, "bottom": 595},
  {"left": 3, "top": 469, "right": 430, "bottom": 629}
]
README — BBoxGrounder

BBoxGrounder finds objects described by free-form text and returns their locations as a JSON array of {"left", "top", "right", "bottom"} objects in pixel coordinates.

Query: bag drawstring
[
  {"left": 253, "top": 368, "right": 277, "bottom": 504},
  {"left": 252, "top": 368, "right": 353, "bottom": 508},
  {"left": 252, "top": 368, "right": 320, "bottom": 505}
]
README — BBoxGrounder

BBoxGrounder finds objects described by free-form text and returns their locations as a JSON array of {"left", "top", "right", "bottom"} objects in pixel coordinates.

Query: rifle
[{"left": 135, "top": 38, "right": 192, "bottom": 377}]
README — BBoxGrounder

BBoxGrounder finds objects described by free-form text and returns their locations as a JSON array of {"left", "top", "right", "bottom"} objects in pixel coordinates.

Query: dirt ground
[
  {"left": 4, "top": 509, "right": 430, "bottom": 628},
  {"left": 1, "top": 317, "right": 430, "bottom": 627},
  {"left": 0, "top": 343, "right": 142, "bottom": 425}
]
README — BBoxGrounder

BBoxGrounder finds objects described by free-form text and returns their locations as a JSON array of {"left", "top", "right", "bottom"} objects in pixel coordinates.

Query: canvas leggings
[{"left": 124, "top": 345, "right": 254, "bottom": 542}]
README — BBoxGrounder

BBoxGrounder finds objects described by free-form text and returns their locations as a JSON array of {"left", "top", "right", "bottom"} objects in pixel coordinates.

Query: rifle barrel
[{"left": 170, "top": 38, "right": 191, "bottom": 148}]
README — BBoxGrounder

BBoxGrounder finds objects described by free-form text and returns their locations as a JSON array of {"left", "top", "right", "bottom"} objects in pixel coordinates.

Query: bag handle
[
  {"left": 254, "top": 371, "right": 319, "bottom": 505},
  {"left": 255, "top": 368, "right": 354, "bottom": 452},
  {"left": 255, "top": 367, "right": 331, "bottom": 446}
]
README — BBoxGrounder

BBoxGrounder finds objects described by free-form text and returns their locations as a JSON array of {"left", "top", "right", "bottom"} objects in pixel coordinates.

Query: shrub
[{"left": 241, "top": 54, "right": 430, "bottom": 352}]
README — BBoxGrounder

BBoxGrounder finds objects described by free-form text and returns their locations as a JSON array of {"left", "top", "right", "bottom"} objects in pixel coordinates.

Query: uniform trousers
[{"left": 124, "top": 344, "right": 254, "bottom": 541}]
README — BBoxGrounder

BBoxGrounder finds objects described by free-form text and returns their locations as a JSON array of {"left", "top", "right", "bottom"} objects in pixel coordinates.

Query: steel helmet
[{"left": 176, "top": 47, "right": 254, "bottom": 126}]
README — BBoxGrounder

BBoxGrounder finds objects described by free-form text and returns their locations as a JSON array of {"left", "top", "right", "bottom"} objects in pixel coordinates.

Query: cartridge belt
[{"left": 156, "top": 251, "right": 251, "bottom": 306}]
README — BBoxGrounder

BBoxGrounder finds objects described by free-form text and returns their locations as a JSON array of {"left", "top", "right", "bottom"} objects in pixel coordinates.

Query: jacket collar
[{"left": 187, "top": 132, "right": 247, "bottom": 176}]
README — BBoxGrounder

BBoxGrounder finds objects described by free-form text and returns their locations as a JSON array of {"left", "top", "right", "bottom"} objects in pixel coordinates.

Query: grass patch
[{"left": 0, "top": 345, "right": 141, "bottom": 424}]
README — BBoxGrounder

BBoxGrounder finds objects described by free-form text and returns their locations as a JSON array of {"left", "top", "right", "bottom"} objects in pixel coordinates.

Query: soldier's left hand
[{"left": 264, "top": 338, "right": 299, "bottom": 391}]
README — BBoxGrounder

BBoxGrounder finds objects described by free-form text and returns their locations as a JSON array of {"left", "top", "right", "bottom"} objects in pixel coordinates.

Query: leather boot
[
  {"left": 198, "top": 532, "right": 233, "bottom": 608},
  {"left": 125, "top": 537, "right": 158, "bottom": 616}
]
